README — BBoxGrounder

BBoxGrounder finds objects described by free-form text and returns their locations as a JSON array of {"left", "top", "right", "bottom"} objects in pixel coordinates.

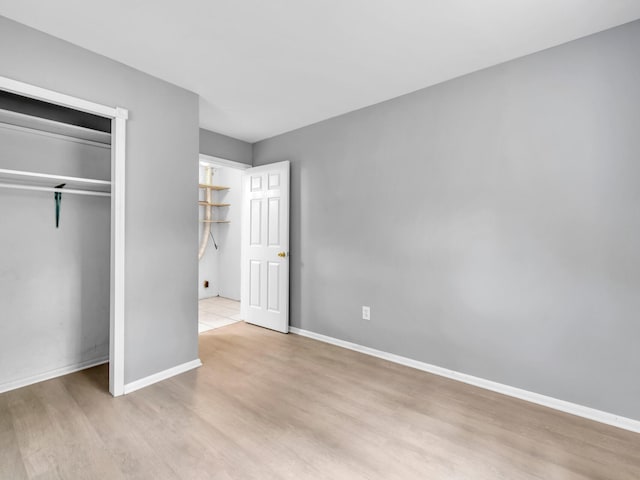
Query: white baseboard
[
  {"left": 123, "top": 358, "right": 202, "bottom": 395},
  {"left": 289, "top": 327, "right": 640, "bottom": 434},
  {"left": 0, "top": 356, "right": 109, "bottom": 394}
]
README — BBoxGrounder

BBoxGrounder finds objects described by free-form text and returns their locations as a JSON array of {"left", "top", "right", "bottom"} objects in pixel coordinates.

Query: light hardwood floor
[{"left": 1, "top": 322, "right": 639, "bottom": 479}]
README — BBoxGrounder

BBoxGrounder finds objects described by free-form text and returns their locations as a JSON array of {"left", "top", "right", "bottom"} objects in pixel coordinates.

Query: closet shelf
[
  {"left": 199, "top": 201, "right": 230, "bottom": 207},
  {"left": 201, "top": 220, "right": 230, "bottom": 223},
  {"left": 199, "top": 183, "right": 230, "bottom": 191},
  {"left": 0, "top": 168, "right": 111, "bottom": 195}
]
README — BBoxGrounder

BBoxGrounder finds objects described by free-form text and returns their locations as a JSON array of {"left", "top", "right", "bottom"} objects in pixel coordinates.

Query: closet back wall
[{"left": 0, "top": 126, "right": 110, "bottom": 388}]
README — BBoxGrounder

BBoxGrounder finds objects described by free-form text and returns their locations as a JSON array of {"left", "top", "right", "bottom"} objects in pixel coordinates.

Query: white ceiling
[{"left": 1, "top": 1, "right": 640, "bottom": 142}]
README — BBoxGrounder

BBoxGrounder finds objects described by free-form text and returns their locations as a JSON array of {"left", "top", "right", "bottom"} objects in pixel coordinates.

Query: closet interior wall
[{"left": 0, "top": 111, "right": 111, "bottom": 391}]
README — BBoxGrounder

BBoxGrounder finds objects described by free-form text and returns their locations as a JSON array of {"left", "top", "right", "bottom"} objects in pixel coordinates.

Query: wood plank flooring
[{"left": 1, "top": 322, "right": 639, "bottom": 479}]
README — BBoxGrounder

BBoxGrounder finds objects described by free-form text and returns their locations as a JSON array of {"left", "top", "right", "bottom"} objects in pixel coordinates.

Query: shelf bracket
[{"left": 54, "top": 183, "right": 65, "bottom": 228}]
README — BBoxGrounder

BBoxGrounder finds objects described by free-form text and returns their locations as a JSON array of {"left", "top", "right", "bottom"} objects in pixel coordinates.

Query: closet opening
[
  {"left": 0, "top": 76, "right": 127, "bottom": 397},
  {"left": 198, "top": 155, "right": 248, "bottom": 333}
]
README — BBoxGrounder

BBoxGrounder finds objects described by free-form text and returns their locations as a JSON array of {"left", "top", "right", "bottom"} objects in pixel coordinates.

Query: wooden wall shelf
[
  {"left": 199, "top": 184, "right": 229, "bottom": 191},
  {"left": 199, "top": 174, "right": 230, "bottom": 225},
  {"left": 198, "top": 201, "right": 231, "bottom": 207}
]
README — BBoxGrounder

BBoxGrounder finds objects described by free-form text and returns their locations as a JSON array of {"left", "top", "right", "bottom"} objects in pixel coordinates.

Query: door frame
[
  {"left": 198, "top": 154, "right": 250, "bottom": 315},
  {"left": 0, "top": 75, "right": 128, "bottom": 397},
  {"left": 200, "top": 153, "right": 251, "bottom": 171}
]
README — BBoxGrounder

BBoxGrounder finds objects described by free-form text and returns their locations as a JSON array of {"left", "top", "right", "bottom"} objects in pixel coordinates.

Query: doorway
[
  {"left": 198, "top": 154, "right": 248, "bottom": 333},
  {"left": 198, "top": 155, "right": 291, "bottom": 335},
  {"left": 0, "top": 76, "right": 127, "bottom": 397}
]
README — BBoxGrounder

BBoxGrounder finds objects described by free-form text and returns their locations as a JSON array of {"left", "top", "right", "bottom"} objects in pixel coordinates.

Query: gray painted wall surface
[
  {"left": 0, "top": 16, "right": 200, "bottom": 385},
  {"left": 0, "top": 127, "right": 110, "bottom": 387},
  {"left": 200, "top": 128, "right": 252, "bottom": 165},
  {"left": 254, "top": 21, "right": 640, "bottom": 420}
]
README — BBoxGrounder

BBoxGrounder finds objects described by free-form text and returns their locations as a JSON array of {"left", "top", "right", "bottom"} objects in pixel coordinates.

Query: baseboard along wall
[
  {"left": 289, "top": 327, "right": 640, "bottom": 434},
  {"left": 123, "top": 358, "right": 202, "bottom": 395},
  {"left": 0, "top": 357, "right": 203, "bottom": 397},
  {"left": 0, "top": 356, "right": 109, "bottom": 394}
]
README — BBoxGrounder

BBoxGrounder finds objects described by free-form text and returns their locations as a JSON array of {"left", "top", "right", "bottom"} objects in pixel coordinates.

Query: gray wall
[
  {"left": 0, "top": 126, "right": 111, "bottom": 388},
  {"left": 0, "top": 16, "right": 200, "bottom": 385},
  {"left": 254, "top": 21, "right": 640, "bottom": 421},
  {"left": 200, "top": 128, "right": 252, "bottom": 165}
]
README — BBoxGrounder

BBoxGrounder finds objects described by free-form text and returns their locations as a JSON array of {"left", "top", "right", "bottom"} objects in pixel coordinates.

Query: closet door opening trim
[{"left": 0, "top": 75, "right": 128, "bottom": 397}]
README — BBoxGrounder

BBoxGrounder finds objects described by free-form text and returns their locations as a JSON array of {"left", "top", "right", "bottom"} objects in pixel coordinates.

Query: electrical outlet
[{"left": 362, "top": 306, "right": 371, "bottom": 321}]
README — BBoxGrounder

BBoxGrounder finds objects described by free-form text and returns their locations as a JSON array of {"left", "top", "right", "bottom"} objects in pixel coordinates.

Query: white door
[{"left": 241, "top": 161, "right": 290, "bottom": 333}]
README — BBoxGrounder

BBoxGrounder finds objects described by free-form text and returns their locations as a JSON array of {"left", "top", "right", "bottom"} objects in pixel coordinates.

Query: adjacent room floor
[
  {"left": 198, "top": 296, "right": 241, "bottom": 333},
  {"left": 1, "top": 322, "right": 639, "bottom": 479}
]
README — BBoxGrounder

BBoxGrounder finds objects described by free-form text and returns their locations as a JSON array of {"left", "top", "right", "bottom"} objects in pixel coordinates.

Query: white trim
[
  {"left": 199, "top": 153, "right": 251, "bottom": 170},
  {"left": 0, "top": 357, "right": 109, "bottom": 394},
  {"left": 109, "top": 111, "right": 127, "bottom": 397},
  {"left": 289, "top": 327, "right": 640, "bottom": 434},
  {"left": 0, "top": 76, "right": 125, "bottom": 119},
  {"left": 123, "top": 359, "right": 203, "bottom": 395}
]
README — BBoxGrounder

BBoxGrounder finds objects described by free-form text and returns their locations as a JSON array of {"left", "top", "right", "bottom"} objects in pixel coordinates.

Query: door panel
[
  {"left": 268, "top": 198, "right": 280, "bottom": 245},
  {"left": 250, "top": 199, "right": 262, "bottom": 244},
  {"left": 241, "top": 161, "right": 289, "bottom": 333},
  {"left": 267, "top": 262, "right": 280, "bottom": 312},
  {"left": 249, "top": 260, "right": 261, "bottom": 307}
]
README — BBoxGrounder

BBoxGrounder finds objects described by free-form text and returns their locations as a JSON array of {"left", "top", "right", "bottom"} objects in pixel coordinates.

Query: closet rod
[
  {"left": 0, "top": 168, "right": 111, "bottom": 188},
  {"left": 0, "top": 182, "right": 111, "bottom": 197}
]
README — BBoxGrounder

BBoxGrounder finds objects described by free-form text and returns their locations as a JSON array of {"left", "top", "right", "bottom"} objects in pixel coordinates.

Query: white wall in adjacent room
[{"left": 198, "top": 164, "right": 242, "bottom": 300}]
